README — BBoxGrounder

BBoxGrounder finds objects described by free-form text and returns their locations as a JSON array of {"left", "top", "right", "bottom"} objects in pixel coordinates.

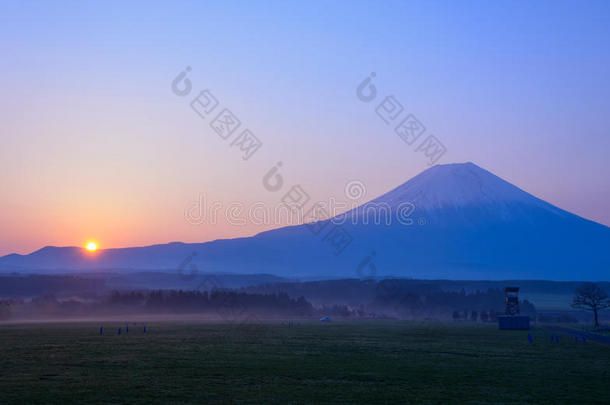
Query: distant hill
[{"left": 2, "top": 162, "right": 609, "bottom": 280}]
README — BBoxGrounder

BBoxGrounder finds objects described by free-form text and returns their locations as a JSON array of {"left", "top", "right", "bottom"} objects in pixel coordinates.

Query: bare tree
[{"left": 572, "top": 283, "right": 610, "bottom": 328}]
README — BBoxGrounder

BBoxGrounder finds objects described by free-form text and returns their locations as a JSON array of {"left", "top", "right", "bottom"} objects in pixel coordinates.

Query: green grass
[{"left": 1, "top": 320, "right": 608, "bottom": 404}]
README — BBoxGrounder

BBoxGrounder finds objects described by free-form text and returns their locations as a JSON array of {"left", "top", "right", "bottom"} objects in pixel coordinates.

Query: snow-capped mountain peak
[
  {"left": 1, "top": 162, "right": 608, "bottom": 280},
  {"left": 364, "top": 162, "right": 567, "bottom": 221}
]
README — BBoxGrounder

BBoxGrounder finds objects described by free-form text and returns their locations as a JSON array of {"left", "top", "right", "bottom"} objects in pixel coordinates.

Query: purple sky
[{"left": 1, "top": 0, "right": 609, "bottom": 255}]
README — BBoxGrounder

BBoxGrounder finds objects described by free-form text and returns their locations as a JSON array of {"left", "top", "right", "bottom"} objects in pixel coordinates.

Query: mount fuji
[{"left": 1, "top": 162, "right": 608, "bottom": 280}]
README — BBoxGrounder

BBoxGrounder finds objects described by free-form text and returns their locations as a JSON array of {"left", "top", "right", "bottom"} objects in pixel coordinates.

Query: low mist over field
[{"left": 2, "top": 273, "right": 607, "bottom": 326}]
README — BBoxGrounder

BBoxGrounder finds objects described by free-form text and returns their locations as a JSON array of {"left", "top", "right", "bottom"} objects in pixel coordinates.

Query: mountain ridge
[{"left": 2, "top": 162, "right": 609, "bottom": 281}]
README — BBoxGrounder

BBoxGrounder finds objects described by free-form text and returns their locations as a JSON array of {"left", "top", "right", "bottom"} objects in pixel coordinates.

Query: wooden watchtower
[{"left": 504, "top": 287, "right": 520, "bottom": 315}]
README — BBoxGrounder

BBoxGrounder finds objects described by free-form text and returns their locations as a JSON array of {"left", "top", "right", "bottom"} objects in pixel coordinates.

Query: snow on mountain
[
  {"left": 372, "top": 162, "right": 551, "bottom": 210},
  {"left": 349, "top": 162, "right": 569, "bottom": 225},
  {"left": 1, "top": 162, "right": 608, "bottom": 281}
]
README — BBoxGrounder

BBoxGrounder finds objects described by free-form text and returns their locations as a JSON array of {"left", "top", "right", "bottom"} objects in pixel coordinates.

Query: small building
[
  {"left": 498, "top": 315, "right": 530, "bottom": 330},
  {"left": 498, "top": 287, "right": 530, "bottom": 330}
]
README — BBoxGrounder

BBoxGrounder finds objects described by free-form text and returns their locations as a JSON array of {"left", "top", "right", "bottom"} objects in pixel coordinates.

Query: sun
[{"left": 86, "top": 242, "right": 98, "bottom": 252}]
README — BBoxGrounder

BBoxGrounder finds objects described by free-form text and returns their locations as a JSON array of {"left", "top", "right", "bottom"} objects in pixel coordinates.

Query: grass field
[{"left": 1, "top": 320, "right": 609, "bottom": 404}]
